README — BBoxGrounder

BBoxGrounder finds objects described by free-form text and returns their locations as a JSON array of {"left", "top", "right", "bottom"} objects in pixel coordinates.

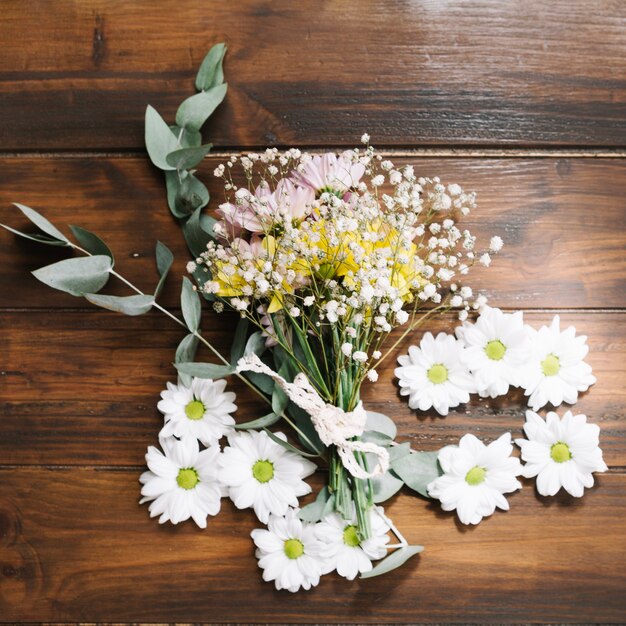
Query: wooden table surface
[{"left": 1, "top": 1, "right": 625, "bottom": 623}]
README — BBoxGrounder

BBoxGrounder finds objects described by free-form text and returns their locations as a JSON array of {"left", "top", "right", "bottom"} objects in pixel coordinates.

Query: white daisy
[
  {"left": 456, "top": 306, "right": 530, "bottom": 398},
  {"left": 315, "top": 506, "right": 390, "bottom": 580},
  {"left": 219, "top": 430, "right": 316, "bottom": 523},
  {"left": 515, "top": 410, "right": 608, "bottom": 497},
  {"left": 395, "top": 332, "right": 475, "bottom": 416},
  {"left": 522, "top": 316, "right": 596, "bottom": 411},
  {"left": 251, "top": 507, "right": 326, "bottom": 592},
  {"left": 139, "top": 436, "right": 222, "bottom": 528},
  {"left": 157, "top": 377, "right": 237, "bottom": 446},
  {"left": 427, "top": 432, "right": 522, "bottom": 525}
]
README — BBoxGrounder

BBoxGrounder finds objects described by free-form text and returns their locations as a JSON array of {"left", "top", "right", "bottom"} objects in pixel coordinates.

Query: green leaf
[
  {"left": 286, "top": 402, "right": 325, "bottom": 455},
  {"left": 391, "top": 450, "right": 441, "bottom": 499},
  {"left": 183, "top": 206, "right": 215, "bottom": 257},
  {"left": 175, "top": 361, "right": 234, "bottom": 379},
  {"left": 175, "top": 84, "right": 228, "bottom": 131},
  {"left": 169, "top": 124, "right": 202, "bottom": 148},
  {"left": 365, "top": 411, "right": 397, "bottom": 440},
  {"left": 371, "top": 471, "right": 405, "bottom": 504},
  {"left": 175, "top": 333, "right": 199, "bottom": 386},
  {"left": 195, "top": 43, "right": 227, "bottom": 91},
  {"left": 181, "top": 276, "right": 201, "bottom": 332},
  {"left": 32, "top": 255, "right": 111, "bottom": 296},
  {"left": 234, "top": 412, "right": 280, "bottom": 431},
  {"left": 263, "top": 429, "right": 319, "bottom": 458},
  {"left": 362, "top": 430, "right": 393, "bottom": 446},
  {"left": 69, "top": 225, "right": 114, "bottom": 263},
  {"left": 145, "top": 105, "right": 179, "bottom": 171},
  {"left": 0, "top": 223, "right": 69, "bottom": 247},
  {"left": 360, "top": 545, "right": 424, "bottom": 579},
  {"left": 166, "top": 144, "right": 212, "bottom": 170},
  {"left": 244, "top": 331, "right": 266, "bottom": 358},
  {"left": 388, "top": 442, "right": 411, "bottom": 464},
  {"left": 165, "top": 171, "right": 209, "bottom": 219},
  {"left": 154, "top": 241, "right": 174, "bottom": 298},
  {"left": 85, "top": 293, "right": 154, "bottom": 316},
  {"left": 14, "top": 203, "right": 69, "bottom": 243},
  {"left": 230, "top": 317, "right": 249, "bottom": 364},
  {"left": 242, "top": 370, "right": 274, "bottom": 395},
  {"left": 298, "top": 487, "right": 330, "bottom": 523}
]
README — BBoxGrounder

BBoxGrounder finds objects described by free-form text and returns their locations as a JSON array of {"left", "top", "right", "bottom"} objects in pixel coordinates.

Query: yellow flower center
[
  {"left": 176, "top": 468, "right": 199, "bottom": 490},
  {"left": 485, "top": 339, "right": 506, "bottom": 361},
  {"left": 185, "top": 400, "right": 205, "bottom": 421},
  {"left": 252, "top": 460, "right": 274, "bottom": 483},
  {"left": 284, "top": 538, "right": 304, "bottom": 559},
  {"left": 342, "top": 525, "right": 361, "bottom": 547},
  {"left": 550, "top": 442, "right": 572, "bottom": 463},
  {"left": 427, "top": 363, "right": 448, "bottom": 384},
  {"left": 465, "top": 466, "right": 487, "bottom": 486},
  {"left": 541, "top": 354, "right": 560, "bottom": 377}
]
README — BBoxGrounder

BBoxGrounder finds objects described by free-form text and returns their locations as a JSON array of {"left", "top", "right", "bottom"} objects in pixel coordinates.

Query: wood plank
[
  {"left": 1, "top": 1, "right": 625, "bottom": 150},
  {"left": 1, "top": 157, "right": 625, "bottom": 310},
  {"left": 2, "top": 311, "right": 624, "bottom": 467},
  {"left": 0, "top": 467, "right": 624, "bottom": 622}
]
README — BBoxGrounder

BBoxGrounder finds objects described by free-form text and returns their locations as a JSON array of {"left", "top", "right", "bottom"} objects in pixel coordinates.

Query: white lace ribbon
[{"left": 236, "top": 354, "right": 389, "bottom": 479}]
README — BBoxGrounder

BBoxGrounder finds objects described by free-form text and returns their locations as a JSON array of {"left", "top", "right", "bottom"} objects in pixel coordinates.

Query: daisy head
[
  {"left": 139, "top": 436, "right": 222, "bottom": 528},
  {"left": 315, "top": 505, "right": 390, "bottom": 580},
  {"left": 157, "top": 377, "right": 237, "bottom": 447},
  {"left": 219, "top": 430, "right": 316, "bottom": 523},
  {"left": 290, "top": 152, "right": 365, "bottom": 198},
  {"left": 427, "top": 432, "right": 522, "bottom": 525},
  {"left": 395, "top": 332, "right": 475, "bottom": 416},
  {"left": 522, "top": 316, "right": 596, "bottom": 411},
  {"left": 456, "top": 307, "right": 530, "bottom": 398},
  {"left": 251, "top": 507, "right": 326, "bottom": 592},
  {"left": 515, "top": 410, "right": 608, "bottom": 497}
]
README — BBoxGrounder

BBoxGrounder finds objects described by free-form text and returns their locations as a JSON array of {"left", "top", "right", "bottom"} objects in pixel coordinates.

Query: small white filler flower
[
  {"left": 456, "top": 306, "right": 530, "bottom": 398},
  {"left": 219, "top": 430, "right": 316, "bottom": 523},
  {"left": 315, "top": 506, "right": 390, "bottom": 580},
  {"left": 251, "top": 507, "right": 326, "bottom": 592},
  {"left": 395, "top": 332, "right": 475, "bottom": 416},
  {"left": 428, "top": 433, "right": 522, "bottom": 525},
  {"left": 522, "top": 316, "right": 596, "bottom": 411},
  {"left": 139, "top": 436, "right": 222, "bottom": 528},
  {"left": 157, "top": 377, "right": 237, "bottom": 446},
  {"left": 515, "top": 410, "right": 608, "bottom": 497}
]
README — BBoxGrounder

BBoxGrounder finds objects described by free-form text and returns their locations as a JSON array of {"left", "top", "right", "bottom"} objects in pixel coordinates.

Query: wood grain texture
[
  {"left": 0, "top": 0, "right": 625, "bottom": 150},
  {"left": 0, "top": 468, "right": 624, "bottom": 623},
  {"left": 1, "top": 311, "right": 624, "bottom": 467},
  {"left": 1, "top": 156, "right": 625, "bottom": 310}
]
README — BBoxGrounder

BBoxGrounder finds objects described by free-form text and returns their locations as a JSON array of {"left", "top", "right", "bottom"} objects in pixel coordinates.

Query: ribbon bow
[{"left": 236, "top": 354, "right": 389, "bottom": 479}]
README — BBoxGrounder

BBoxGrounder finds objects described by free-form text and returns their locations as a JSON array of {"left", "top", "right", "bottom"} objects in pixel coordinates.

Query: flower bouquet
[{"left": 1, "top": 45, "right": 607, "bottom": 592}]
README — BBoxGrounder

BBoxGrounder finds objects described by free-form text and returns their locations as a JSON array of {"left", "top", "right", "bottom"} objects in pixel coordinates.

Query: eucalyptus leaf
[
  {"left": 287, "top": 402, "right": 325, "bottom": 455},
  {"left": 32, "top": 255, "right": 111, "bottom": 296},
  {"left": 234, "top": 412, "right": 280, "bottom": 431},
  {"left": 166, "top": 144, "right": 212, "bottom": 170},
  {"left": 183, "top": 205, "right": 214, "bottom": 258},
  {"left": 365, "top": 411, "right": 397, "bottom": 440},
  {"left": 362, "top": 430, "right": 393, "bottom": 446},
  {"left": 175, "top": 84, "right": 228, "bottom": 131},
  {"left": 388, "top": 442, "right": 412, "bottom": 464},
  {"left": 175, "top": 333, "right": 199, "bottom": 386},
  {"left": 145, "top": 105, "right": 179, "bottom": 170},
  {"left": 175, "top": 361, "right": 234, "bottom": 379},
  {"left": 322, "top": 493, "right": 336, "bottom": 518},
  {"left": 360, "top": 545, "right": 424, "bottom": 579},
  {"left": 298, "top": 487, "right": 330, "bottom": 523},
  {"left": 190, "top": 264, "right": 216, "bottom": 302},
  {"left": 85, "top": 293, "right": 154, "bottom": 316},
  {"left": 14, "top": 203, "right": 69, "bottom": 243},
  {"left": 1, "top": 223, "right": 69, "bottom": 247},
  {"left": 177, "top": 173, "right": 210, "bottom": 217},
  {"left": 242, "top": 370, "right": 275, "bottom": 395},
  {"left": 391, "top": 450, "right": 441, "bottom": 499},
  {"left": 244, "top": 331, "right": 266, "bottom": 358},
  {"left": 154, "top": 241, "right": 174, "bottom": 298},
  {"left": 263, "top": 429, "right": 319, "bottom": 458},
  {"left": 69, "top": 225, "right": 113, "bottom": 262},
  {"left": 230, "top": 317, "right": 250, "bottom": 364},
  {"left": 272, "top": 385, "right": 289, "bottom": 416},
  {"left": 371, "top": 471, "right": 405, "bottom": 504},
  {"left": 181, "top": 276, "right": 201, "bottom": 332},
  {"left": 195, "top": 43, "right": 227, "bottom": 91},
  {"left": 169, "top": 124, "right": 202, "bottom": 148}
]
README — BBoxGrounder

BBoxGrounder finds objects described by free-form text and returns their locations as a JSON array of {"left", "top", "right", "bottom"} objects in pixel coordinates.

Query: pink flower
[{"left": 290, "top": 153, "right": 365, "bottom": 197}]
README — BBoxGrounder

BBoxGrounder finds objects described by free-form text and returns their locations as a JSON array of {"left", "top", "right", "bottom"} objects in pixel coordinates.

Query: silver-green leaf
[
  {"left": 391, "top": 450, "right": 441, "bottom": 499},
  {"left": 14, "top": 203, "right": 69, "bottom": 243},
  {"left": 181, "top": 276, "right": 201, "bottom": 332},
  {"left": 0, "top": 223, "right": 69, "bottom": 247},
  {"left": 365, "top": 411, "right": 397, "bottom": 440},
  {"left": 69, "top": 225, "right": 114, "bottom": 262},
  {"left": 175, "top": 333, "right": 199, "bottom": 386},
  {"left": 32, "top": 255, "right": 112, "bottom": 296},
  {"left": 298, "top": 487, "right": 330, "bottom": 523},
  {"left": 175, "top": 84, "right": 228, "bottom": 131},
  {"left": 155, "top": 241, "right": 174, "bottom": 298},
  {"left": 145, "top": 105, "right": 179, "bottom": 171},
  {"left": 234, "top": 412, "right": 280, "bottom": 431},
  {"left": 360, "top": 545, "right": 424, "bottom": 579},
  {"left": 263, "top": 429, "right": 319, "bottom": 458},
  {"left": 371, "top": 471, "right": 405, "bottom": 504},
  {"left": 166, "top": 144, "right": 212, "bottom": 170},
  {"left": 85, "top": 293, "right": 154, "bottom": 316},
  {"left": 195, "top": 43, "right": 227, "bottom": 91},
  {"left": 175, "top": 361, "right": 234, "bottom": 379}
]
